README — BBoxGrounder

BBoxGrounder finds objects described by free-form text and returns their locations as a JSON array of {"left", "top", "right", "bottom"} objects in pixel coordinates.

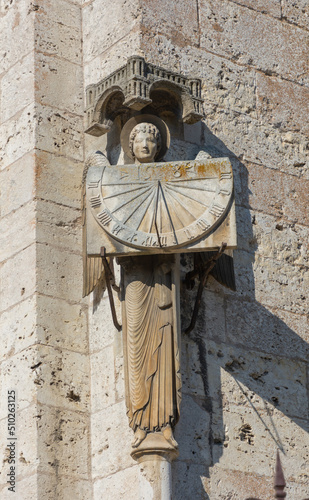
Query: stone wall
[
  {"left": 0, "top": 0, "right": 308, "bottom": 498},
  {"left": 0, "top": 1, "right": 92, "bottom": 498}
]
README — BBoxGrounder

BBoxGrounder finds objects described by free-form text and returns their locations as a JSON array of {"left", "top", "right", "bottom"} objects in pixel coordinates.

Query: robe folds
[{"left": 121, "top": 255, "right": 181, "bottom": 433}]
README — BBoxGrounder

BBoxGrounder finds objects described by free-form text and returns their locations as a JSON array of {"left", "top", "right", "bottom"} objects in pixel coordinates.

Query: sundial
[{"left": 86, "top": 158, "right": 236, "bottom": 256}]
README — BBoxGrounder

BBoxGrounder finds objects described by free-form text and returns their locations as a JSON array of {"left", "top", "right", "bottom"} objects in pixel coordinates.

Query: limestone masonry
[{"left": 0, "top": 1, "right": 308, "bottom": 499}]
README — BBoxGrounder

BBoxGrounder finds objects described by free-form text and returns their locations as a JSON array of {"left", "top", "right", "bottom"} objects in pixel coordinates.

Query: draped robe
[{"left": 121, "top": 255, "right": 181, "bottom": 434}]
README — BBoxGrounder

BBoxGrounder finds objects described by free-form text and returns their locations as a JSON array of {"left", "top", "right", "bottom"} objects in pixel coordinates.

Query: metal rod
[
  {"left": 184, "top": 243, "right": 227, "bottom": 335},
  {"left": 101, "top": 247, "right": 122, "bottom": 331}
]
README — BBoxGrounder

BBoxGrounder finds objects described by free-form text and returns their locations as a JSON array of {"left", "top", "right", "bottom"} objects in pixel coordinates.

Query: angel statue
[
  {"left": 83, "top": 113, "right": 236, "bottom": 457},
  {"left": 83, "top": 116, "right": 182, "bottom": 454}
]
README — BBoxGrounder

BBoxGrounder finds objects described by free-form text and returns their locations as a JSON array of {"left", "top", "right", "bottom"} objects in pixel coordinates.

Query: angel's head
[{"left": 129, "top": 122, "right": 162, "bottom": 164}]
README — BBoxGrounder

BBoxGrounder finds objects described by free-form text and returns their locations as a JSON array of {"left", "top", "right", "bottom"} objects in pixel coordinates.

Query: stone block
[
  {"left": 90, "top": 345, "right": 116, "bottom": 412},
  {"left": 202, "top": 106, "right": 309, "bottom": 179},
  {"left": 212, "top": 406, "right": 309, "bottom": 480},
  {"left": 204, "top": 467, "right": 274, "bottom": 500},
  {"left": 37, "top": 200, "right": 82, "bottom": 250},
  {"left": 82, "top": 0, "right": 140, "bottom": 63},
  {"left": 175, "top": 394, "right": 211, "bottom": 465},
  {"left": 141, "top": 0, "right": 199, "bottom": 47},
  {"left": 91, "top": 401, "right": 135, "bottom": 478},
  {"left": 0, "top": 104, "right": 36, "bottom": 171},
  {"left": 181, "top": 338, "right": 206, "bottom": 397},
  {"left": 257, "top": 73, "right": 309, "bottom": 135},
  {"left": 171, "top": 462, "right": 209, "bottom": 500},
  {"left": 199, "top": 0, "right": 309, "bottom": 85},
  {"left": 0, "top": 0, "right": 34, "bottom": 74},
  {"left": 253, "top": 255, "right": 309, "bottom": 315},
  {"left": 0, "top": 295, "right": 37, "bottom": 360},
  {"left": 179, "top": 47, "right": 258, "bottom": 118},
  {"left": 35, "top": 54, "right": 83, "bottom": 115},
  {"left": 225, "top": 296, "right": 309, "bottom": 361},
  {"left": 241, "top": 162, "right": 309, "bottom": 225},
  {"left": 0, "top": 344, "right": 90, "bottom": 418},
  {"left": 206, "top": 343, "right": 308, "bottom": 420},
  {"left": 282, "top": 0, "right": 309, "bottom": 30},
  {"left": 0, "top": 152, "right": 35, "bottom": 218},
  {"left": 35, "top": 103, "right": 83, "bottom": 161},
  {"left": 36, "top": 295, "right": 88, "bottom": 353},
  {"left": 0, "top": 244, "right": 36, "bottom": 312},
  {"left": 37, "top": 244, "right": 83, "bottom": 303},
  {"left": 35, "top": 0, "right": 82, "bottom": 64},
  {"left": 227, "top": 0, "right": 281, "bottom": 17},
  {"left": 252, "top": 212, "right": 309, "bottom": 267},
  {"left": 36, "top": 404, "right": 90, "bottom": 478},
  {"left": 0, "top": 51, "right": 34, "bottom": 123},
  {"left": 35, "top": 151, "right": 83, "bottom": 208},
  {"left": 93, "top": 465, "right": 140, "bottom": 500},
  {"left": 83, "top": 31, "right": 141, "bottom": 87},
  {"left": 89, "top": 292, "right": 121, "bottom": 353},
  {"left": 0, "top": 201, "right": 36, "bottom": 263}
]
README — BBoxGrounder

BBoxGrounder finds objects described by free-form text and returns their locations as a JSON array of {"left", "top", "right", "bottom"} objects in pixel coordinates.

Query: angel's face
[{"left": 132, "top": 130, "right": 158, "bottom": 164}]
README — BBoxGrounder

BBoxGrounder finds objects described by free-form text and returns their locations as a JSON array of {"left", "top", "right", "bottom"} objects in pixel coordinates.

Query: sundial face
[{"left": 87, "top": 159, "right": 233, "bottom": 251}]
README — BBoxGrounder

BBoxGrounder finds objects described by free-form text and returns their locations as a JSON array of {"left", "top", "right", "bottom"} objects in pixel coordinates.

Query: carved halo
[{"left": 120, "top": 115, "right": 170, "bottom": 161}]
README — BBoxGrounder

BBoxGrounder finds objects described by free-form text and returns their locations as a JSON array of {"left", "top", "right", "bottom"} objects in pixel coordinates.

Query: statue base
[{"left": 131, "top": 431, "right": 179, "bottom": 463}]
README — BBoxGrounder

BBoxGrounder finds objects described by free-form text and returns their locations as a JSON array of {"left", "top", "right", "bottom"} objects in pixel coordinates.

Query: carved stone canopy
[{"left": 85, "top": 56, "right": 204, "bottom": 137}]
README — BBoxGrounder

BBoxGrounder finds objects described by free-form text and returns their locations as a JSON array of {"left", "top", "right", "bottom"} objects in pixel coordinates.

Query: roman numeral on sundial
[
  {"left": 210, "top": 204, "right": 225, "bottom": 217},
  {"left": 90, "top": 195, "right": 101, "bottom": 207}
]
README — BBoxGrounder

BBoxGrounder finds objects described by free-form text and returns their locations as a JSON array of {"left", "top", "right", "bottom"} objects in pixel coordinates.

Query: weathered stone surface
[
  {"left": 282, "top": 0, "right": 309, "bottom": 30},
  {"left": 250, "top": 211, "right": 309, "bottom": 268},
  {"left": 175, "top": 394, "right": 212, "bottom": 465},
  {"left": 241, "top": 162, "right": 309, "bottom": 225},
  {"left": 91, "top": 401, "right": 135, "bottom": 479},
  {"left": 0, "top": 104, "right": 35, "bottom": 171},
  {"left": 206, "top": 342, "right": 308, "bottom": 420},
  {"left": 204, "top": 467, "right": 274, "bottom": 500},
  {"left": 171, "top": 462, "right": 208, "bottom": 500},
  {"left": 36, "top": 104, "right": 83, "bottom": 161},
  {"left": 225, "top": 296, "right": 309, "bottom": 361},
  {"left": 35, "top": 151, "right": 83, "bottom": 208},
  {"left": 227, "top": 0, "right": 281, "bottom": 17},
  {"left": 36, "top": 295, "right": 88, "bottom": 353},
  {"left": 83, "top": 31, "right": 142, "bottom": 87},
  {"left": 199, "top": 0, "right": 309, "bottom": 85},
  {"left": 0, "top": 51, "right": 34, "bottom": 123},
  {"left": 91, "top": 345, "right": 116, "bottom": 412},
  {"left": 0, "top": 345, "right": 90, "bottom": 418},
  {"left": 37, "top": 244, "right": 83, "bottom": 302},
  {"left": 181, "top": 339, "right": 205, "bottom": 397},
  {"left": 256, "top": 73, "right": 309, "bottom": 135},
  {"left": 0, "top": 295, "right": 36, "bottom": 359},
  {"left": 82, "top": 0, "right": 140, "bottom": 63},
  {"left": 0, "top": 244, "right": 36, "bottom": 312},
  {"left": 212, "top": 406, "right": 309, "bottom": 479},
  {"left": 93, "top": 465, "right": 140, "bottom": 500},
  {"left": 0, "top": 0, "right": 34, "bottom": 74},
  {"left": 35, "top": 54, "right": 83, "bottom": 115},
  {"left": 35, "top": 0, "right": 82, "bottom": 64},
  {"left": 37, "top": 200, "right": 82, "bottom": 250},
  {"left": 0, "top": 152, "right": 35, "bottom": 218},
  {"left": 141, "top": 0, "right": 199, "bottom": 47},
  {"left": 202, "top": 106, "right": 309, "bottom": 179},
  {"left": 88, "top": 293, "right": 120, "bottom": 353},
  {"left": 0, "top": 201, "right": 36, "bottom": 263}
]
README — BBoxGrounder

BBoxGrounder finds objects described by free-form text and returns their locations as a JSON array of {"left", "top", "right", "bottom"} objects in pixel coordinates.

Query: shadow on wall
[{"left": 173, "top": 124, "right": 309, "bottom": 500}]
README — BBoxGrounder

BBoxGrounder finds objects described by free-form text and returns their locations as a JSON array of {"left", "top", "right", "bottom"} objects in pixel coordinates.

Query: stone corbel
[{"left": 85, "top": 55, "right": 204, "bottom": 136}]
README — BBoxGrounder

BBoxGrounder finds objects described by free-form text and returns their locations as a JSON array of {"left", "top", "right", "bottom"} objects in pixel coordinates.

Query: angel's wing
[
  {"left": 198, "top": 251, "right": 236, "bottom": 291},
  {"left": 82, "top": 151, "right": 110, "bottom": 297}
]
